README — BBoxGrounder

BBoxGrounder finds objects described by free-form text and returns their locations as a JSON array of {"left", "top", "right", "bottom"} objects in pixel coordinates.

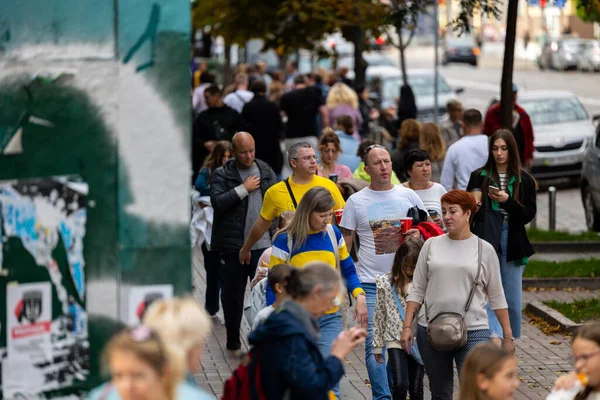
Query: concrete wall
[{"left": 0, "top": 1, "right": 191, "bottom": 396}]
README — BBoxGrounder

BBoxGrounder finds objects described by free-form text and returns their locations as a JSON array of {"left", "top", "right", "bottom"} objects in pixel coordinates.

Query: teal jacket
[{"left": 88, "top": 381, "right": 215, "bottom": 400}]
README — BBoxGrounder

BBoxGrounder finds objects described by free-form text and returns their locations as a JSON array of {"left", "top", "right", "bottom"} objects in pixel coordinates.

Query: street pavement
[
  {"left": 191, "top": 247, "right": 596, "bottom": 400},
  {"left": 394, "top": 40, "right": 600, "bottom": 117}
]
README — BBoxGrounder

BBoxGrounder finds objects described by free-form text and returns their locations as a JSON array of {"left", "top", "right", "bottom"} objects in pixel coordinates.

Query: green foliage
[
  {"left": 526, "top": 228, "right": 600, "bottom": 242},
  {"left": 576, "top": 0, "right": 600, "bottom": 22},
  {"left": 545, "top": 299, "right": 600, "bottom": 323},
  {"left": 451, "top": 0, "right": 503, "bottom": 34},
  {"left": 524, "top": 258, "right": 600, "bottom": 278}
]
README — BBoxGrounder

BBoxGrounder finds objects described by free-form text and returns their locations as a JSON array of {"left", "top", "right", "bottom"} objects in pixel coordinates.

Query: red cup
[
  {"left": 334, "top": 209, "right": 344, "bottom": 225},
  {"left": 400, "top": 217, "right": 413, "bottom": 234}
]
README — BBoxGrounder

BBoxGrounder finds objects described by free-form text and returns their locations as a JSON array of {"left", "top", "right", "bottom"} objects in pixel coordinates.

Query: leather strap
[
  {"left": 283, "top": 178, "right": 297, "bottom": 209},
  {"left": 464, "top": 238, "right": 483, "bottom": 313}
]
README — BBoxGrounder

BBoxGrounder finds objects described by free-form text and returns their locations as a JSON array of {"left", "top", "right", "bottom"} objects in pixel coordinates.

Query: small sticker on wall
[{"left": 122, "top": 285, "right": 173, "bottom": 326}]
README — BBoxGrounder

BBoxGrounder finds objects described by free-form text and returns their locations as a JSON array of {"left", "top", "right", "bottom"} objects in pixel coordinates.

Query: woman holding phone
[{"left": 466, "top": 129, "right": 537, "bottom": 344}]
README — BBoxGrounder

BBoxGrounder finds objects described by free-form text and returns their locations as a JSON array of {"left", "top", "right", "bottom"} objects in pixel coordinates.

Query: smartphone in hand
[{"left": 489, "top": 185, "right": 500, "bottom": 193}]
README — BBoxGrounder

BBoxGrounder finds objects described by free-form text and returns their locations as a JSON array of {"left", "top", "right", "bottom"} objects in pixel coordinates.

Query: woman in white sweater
[{"left": 401, "top": 190, "right": 514, "bottom": 400}]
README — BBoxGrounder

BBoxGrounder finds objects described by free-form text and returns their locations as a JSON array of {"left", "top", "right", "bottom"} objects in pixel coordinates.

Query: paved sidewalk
[{"left": 192, "top": 249, "right": 591, "bottom": 399}]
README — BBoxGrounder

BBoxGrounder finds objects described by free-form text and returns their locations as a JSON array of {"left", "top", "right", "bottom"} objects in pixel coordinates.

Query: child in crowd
[
  {"left": 251, "top": 263, "right": 293, "bottom": 330},
  {"left": 459, "top": 343, "right": 519, "bottom": 400},
  {"left": 373, "top": 238, "right": 425, "bottom": 400}
]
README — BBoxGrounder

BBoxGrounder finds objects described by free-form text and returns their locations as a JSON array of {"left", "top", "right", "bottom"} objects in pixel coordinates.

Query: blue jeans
[
  {"left": 317, "top": 312, "right": 343, "bottom": 398},
  {"left": 487, "top": 223, "right": 525, "bottom": 338},
  {"left": 417, "top": 326, "right": 490, "bottom": 400},
  {"left": 363, "top": 282, "right": 392, "bottom": 400}
]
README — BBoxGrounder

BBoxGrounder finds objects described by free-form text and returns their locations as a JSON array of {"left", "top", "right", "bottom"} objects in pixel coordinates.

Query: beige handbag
[{"left": 425, "top": 238, "right": 482, "bottom": 351}]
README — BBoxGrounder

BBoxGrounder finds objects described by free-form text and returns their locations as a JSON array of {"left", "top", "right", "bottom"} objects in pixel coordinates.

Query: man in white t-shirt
[
  {"left": 223, "top": 73, "right": 254, "bottom": 113},
  {"left": 440, "top": 109, "right": 489, "bottom": 191},
  {"left": 339, "top": 145, "right": 427, "bottom": 400}
]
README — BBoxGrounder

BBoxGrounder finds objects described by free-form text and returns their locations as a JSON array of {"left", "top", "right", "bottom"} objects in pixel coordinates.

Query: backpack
[{"left": 222, "top": 349, "right": 266, "bottom": 400}]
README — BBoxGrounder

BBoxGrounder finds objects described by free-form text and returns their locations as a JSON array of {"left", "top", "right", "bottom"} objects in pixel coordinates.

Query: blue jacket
[
  {"left": 248, "top": 302, "right": 344, "bottom": 400},
  {"left": 194, "top": 167, "right": 211, "bottom": 196},
  {"left": 335, "top": 130, "right": 361, "bottom": 172},
  {"left": 88, "top": 381, "right": 215, "bottom": 400}
]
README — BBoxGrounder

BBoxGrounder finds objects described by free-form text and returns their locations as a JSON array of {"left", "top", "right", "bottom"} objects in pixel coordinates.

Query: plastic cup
[
  {"left": 400, "top": 217, "right": 413, "bottom": 234},
  {"left": 334, "top": 209, "right": 344, "bottom": 225}
]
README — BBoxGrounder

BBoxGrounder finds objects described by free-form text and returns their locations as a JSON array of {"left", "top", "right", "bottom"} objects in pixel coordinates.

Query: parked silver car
[
  {"left": 581, "top": 119, "right": 600, "bottom": 231},
  {"left": 367, "top": 66, "right": 463, "bottom": 121},
  {"left": 539, "top": 37, "right": 587, "bottom": 71},
  {"left": 518, "top": 91, "right": 596, "bottom": 179},
  {"left": 576, "top": 39, "right": 600, "bottom": 72}
]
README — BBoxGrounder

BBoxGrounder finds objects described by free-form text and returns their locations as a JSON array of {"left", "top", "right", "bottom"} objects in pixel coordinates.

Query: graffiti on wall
[{"left": 0, "top": 177, "right": 89, "bottom": 399}]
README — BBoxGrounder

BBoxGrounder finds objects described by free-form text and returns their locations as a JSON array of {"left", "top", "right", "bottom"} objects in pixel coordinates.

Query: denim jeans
[
  {"left": 317, "top": 311, "right": 343, "bottom": 398},
  {"left": 417, "top": 326, "right": 490, "bottom": 400},
  {"left": 487, "top": 223, "right": 526, "bottom": 338},
  {"left": 363, "top": 282, "right": 392, "bottom": 400}
]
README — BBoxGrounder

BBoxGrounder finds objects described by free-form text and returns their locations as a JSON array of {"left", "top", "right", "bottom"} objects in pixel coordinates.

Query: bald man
[{"left": 210, "top": 132, "right": 277, "bottom": 351}]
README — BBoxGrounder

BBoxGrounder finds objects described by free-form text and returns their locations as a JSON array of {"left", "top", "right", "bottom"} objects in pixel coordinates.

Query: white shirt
[
  {"left": 440, "top": 134, "right": 489, "bottom": 191},
  {"left": 192, "top": 83, "right": 211, "bottom": 114},
  {"left": 340, "top": 185, "right": 427, "bottom": 283},
  {"left": 252, "top": 305, "right": 275, "bottom": 330},
  {"left": 223, "top": 90, "right": 254, "bottom": 113},
  {"left": 405, "top": 182, "right": 447, "bottom": 219}
]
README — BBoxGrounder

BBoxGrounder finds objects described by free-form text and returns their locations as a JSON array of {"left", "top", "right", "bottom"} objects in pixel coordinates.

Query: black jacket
[
  {"left": 241, "top": 95, "right": 284, "bottom": 174},
  {"left": 210, "top": 159, "right": 277, "bottom": 253},
  {"left": 467, "top": 169, "right": 537, "bottom": 263}
]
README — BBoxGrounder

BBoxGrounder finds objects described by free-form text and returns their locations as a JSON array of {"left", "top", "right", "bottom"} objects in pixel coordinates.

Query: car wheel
[{"left": 583, "top": 185, "right": 600, "bottom": 231}]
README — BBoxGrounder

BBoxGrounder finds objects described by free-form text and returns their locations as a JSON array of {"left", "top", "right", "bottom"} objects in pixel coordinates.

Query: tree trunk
[
  {"left": 343, "top": 25, "right": 367, "bottom": 88},
  {"left": 500, "top": 0, "right": 519, "bottom": 130},
  {"left": 397, "top": 25, "right": 409, "bottom": 86},
  {"left": 224, "top": 41, "right": 233, "bottom": 86}
]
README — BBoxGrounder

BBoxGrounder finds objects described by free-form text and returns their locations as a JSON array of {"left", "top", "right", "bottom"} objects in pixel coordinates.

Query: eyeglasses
[
  {"left": 292, "top": 155, "right": 318, "bottom": 162},
  {"left": 574, "top": 350, "right": 600, "bottom": 364}
]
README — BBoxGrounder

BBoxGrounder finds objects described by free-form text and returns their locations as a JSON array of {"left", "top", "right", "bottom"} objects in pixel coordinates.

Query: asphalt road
[{"left": 389, "top": 43, "right": 600, "bottom": 117}]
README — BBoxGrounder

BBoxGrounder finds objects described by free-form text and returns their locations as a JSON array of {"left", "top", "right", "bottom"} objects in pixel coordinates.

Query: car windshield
[
  {"left": 560, "top": 39, "right": 585, "bottom": 51},
  {"left": 379, "top": 75, "right": 452, "bottom": 100},
  {"left": 520, "top": 97, "right": 588, "bottom": 125},
  {"left": 446, "top": 36, "right": 476, "bottom": 47},
  {"left": 318, "top": 53, "right": 393, "bottom": 71}
]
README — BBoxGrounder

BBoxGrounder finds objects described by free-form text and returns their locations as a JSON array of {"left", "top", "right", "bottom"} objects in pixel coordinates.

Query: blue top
[
  {"left": 88, "top": 381, "right": 215, "bottom": 400},
  {"left": 194, "top": 167, "right": 211, "bottom": 196},
  {"left": 335, "top": 130, "right": 361, "bottom": 172}
]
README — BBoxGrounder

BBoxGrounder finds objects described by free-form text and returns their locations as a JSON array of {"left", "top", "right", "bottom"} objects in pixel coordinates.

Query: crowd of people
[{"left": 93, "top": 62, "right": 600, "bottom": 400}]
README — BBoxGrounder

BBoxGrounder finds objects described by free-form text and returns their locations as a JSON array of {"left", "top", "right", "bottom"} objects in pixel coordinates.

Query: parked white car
[{"left": 518, "top": 90, "right": 596, "bottom": 179}]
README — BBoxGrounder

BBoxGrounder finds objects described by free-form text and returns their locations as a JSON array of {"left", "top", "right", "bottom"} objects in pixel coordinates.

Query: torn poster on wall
[
  {"left": 0, "top": 177, "right": 89, "bottom": 399},
  {"left": 122, "top": 284, "right": 173, "bottom": 326}
]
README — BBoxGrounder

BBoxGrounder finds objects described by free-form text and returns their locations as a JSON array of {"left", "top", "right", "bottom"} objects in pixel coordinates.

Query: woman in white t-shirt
[{"left": 402, "top": 149, "right": 447, "bottom": 229}]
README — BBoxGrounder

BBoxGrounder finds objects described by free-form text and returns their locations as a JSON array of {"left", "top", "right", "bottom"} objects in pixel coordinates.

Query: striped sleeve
[
  {"left": 334, "top": 227, "right": 364, "bottom": 297},
  {"left": 270, "top": 233, "right": 290, "bottom": 267}
]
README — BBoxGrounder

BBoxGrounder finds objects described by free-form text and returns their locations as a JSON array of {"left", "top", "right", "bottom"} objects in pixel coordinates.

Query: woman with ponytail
[{"left": 249, "top": 262, "right": 367, "bottom": 400}]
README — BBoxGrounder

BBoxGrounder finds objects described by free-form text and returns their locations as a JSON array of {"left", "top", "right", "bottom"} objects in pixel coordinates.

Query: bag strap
[
  {"left": 389, "top": 279, "right": 406, "bottom": 322},
  {"left": 283, "top": 178, "right": 297, "bottom": 209},
  {"left": 326, "top": 224, "right": 340, "bottom": 270},
  {"left": 464, "top": 238, "right": 483, "bottom": 313}
]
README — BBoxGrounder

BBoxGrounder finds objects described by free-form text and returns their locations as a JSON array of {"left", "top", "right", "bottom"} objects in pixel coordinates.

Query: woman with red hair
[{"left": 400, "top": 190, "right": 514, "bottom": 400}]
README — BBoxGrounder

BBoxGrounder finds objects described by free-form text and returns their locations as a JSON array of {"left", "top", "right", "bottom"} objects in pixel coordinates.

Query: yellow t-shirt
[{"left": 260, "top": 175, "right": 345, "bottom": 221}]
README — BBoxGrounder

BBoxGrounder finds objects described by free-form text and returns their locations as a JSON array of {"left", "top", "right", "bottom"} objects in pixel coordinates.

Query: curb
[
  {"left": 532, "top": 241, "right": 600, "bottom": 253},
  {"left": 525, "top": 301, "right": 582, "bottom": 334},
  {"left": 524, "top": 277, "right": 600, "bottom": 290}
]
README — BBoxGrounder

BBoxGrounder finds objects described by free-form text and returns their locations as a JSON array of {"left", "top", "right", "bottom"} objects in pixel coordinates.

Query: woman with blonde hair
[
  {"left": 391, "top": 119, "right": 423, "bottom": 181},
  {"left": 268, "top": 186, "right": 367, "bottom": 398},
  {"left": 89, "top": 323, "right": 213, "bottom": 400},
  {"left": 420, "top": 123, "right": 446, "bottom": 183},
  {"left": 326, "top": 83, "right": 363, "bottom": 140},
  {"left": 269, "top": 81, "right": 284, "bottom": 106},
  {"left": 143, "top": 297, "right": 213, "bottom": 394}
]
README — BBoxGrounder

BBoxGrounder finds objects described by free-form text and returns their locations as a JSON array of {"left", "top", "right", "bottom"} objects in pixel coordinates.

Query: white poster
[
  {"left": 6, "top": 282, "right": 52, "bottom": 362},
  {"left": 123, "top": 285, "right": 173, "bottom": 326}
]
